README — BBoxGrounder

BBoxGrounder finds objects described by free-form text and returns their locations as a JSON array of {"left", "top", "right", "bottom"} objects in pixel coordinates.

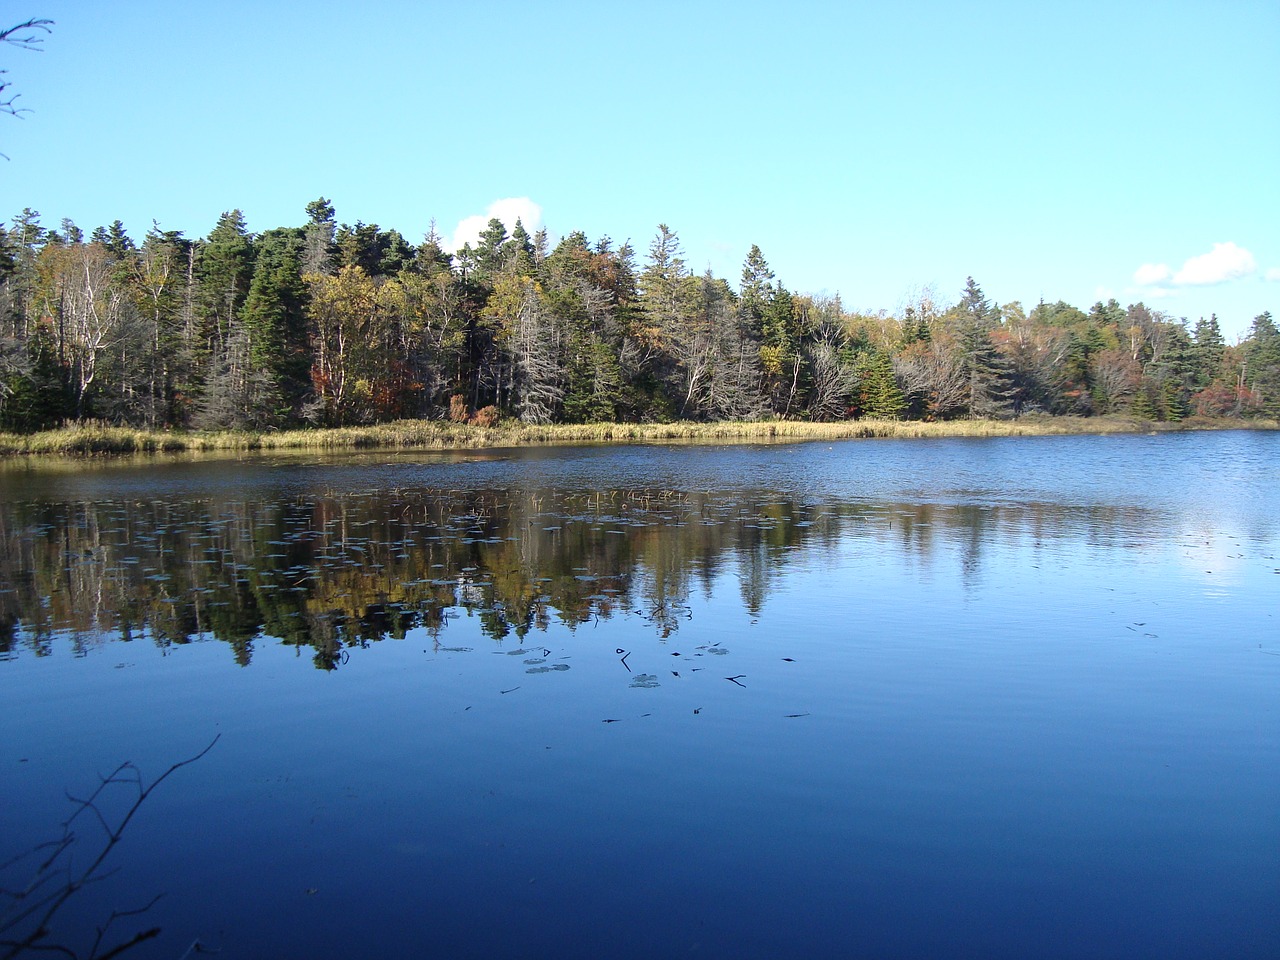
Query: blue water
[{"left": 1, "top": 431, "right": 1277, "bottom": 958}]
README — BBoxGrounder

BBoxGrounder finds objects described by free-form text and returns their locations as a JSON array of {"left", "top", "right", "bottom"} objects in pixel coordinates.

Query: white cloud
[
  {"left": 1265, "top": 266, "right": 1280, "bottom": 282},
  {"left": 1171, "top": 241, "right": 1256, "bottom": 285},
  {"left": 447, "top": 197, "right": 543, "bottom": 253},
  {"left": 1133, "top": 262, "right": 1171, "bottom": 285}
]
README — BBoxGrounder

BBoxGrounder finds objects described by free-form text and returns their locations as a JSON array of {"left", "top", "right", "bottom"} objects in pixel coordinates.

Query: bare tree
[
  {"left": 806, "top": 334, "right": 855, "bottom": 420},
  {"left": 34, "top": 243, "right": 130, "bottom": 419},
  {"left": 1091, "top": 347, "right": 1141, "bottom": 413},
  {"left": 571, "top": 281, "right": 625, "bottom": 421},
  {"left": 894, "top": 338, "right": 969, "bottom": 420},
  {"left": 509, "top": 281, "right": 563, "bottom": 424},
  {"left": 709, "top": 326, "right": 767, "bottom": 421},
  {"left": 1, "top": 18, "right": 53, "bottom": 157},
  {"left": 1, "top": 737, "right": 218, "bottom": 960},
  {"left": 193, "top": 323, "right": 282, "bottom": 429}
]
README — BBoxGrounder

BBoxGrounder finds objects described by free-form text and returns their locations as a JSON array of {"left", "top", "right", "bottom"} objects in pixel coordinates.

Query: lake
[{"left": 1, "top": 431, "right": 1277, "bottom": 959}]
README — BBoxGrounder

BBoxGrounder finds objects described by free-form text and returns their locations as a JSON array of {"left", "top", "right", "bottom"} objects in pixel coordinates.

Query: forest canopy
[{"left": 0, "top": 204, "right": 1276, "bottom": 433}]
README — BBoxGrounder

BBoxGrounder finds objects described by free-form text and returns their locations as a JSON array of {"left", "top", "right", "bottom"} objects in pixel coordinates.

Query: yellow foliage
[{"left": 759, "top": 344, "right": 785, "bottom": 376}]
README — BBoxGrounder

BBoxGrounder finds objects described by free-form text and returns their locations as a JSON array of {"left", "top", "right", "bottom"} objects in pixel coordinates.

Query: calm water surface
[{"left": 1, "top": 432, "right": 1277, "bottom": 958}]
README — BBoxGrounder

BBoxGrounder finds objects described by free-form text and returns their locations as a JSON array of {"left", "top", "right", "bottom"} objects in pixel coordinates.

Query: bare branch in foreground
[{"left": 0, "top": 736, "right": 219, "bottom": 960}]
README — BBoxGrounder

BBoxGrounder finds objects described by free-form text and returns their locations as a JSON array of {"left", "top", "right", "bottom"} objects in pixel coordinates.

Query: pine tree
[
  {"left": 1159, "top": 377, "right": 1185, "bottom": 421},
  {"left": 636, "top": 224, "right": 696, "bottom": 415}
]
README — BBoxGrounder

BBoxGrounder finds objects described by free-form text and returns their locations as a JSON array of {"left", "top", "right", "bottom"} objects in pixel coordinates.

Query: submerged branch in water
[{"left": 0, "top": 737, "right": 220, "bottom": 960}]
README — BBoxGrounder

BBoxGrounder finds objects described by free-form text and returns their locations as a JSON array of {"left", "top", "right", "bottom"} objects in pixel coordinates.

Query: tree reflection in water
[{"left": 0, "top": 486, "right": 1160, "bottom": 668}]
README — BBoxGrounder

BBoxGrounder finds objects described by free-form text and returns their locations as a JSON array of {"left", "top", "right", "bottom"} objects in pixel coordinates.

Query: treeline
[{"left": 1, "top": 202, "right": 1277, "bottom": 433}]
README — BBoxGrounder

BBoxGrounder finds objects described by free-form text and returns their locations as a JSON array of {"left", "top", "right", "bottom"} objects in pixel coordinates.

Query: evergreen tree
[
  {"left": 1131, "top": 383, "right": 1157, "bottom": 420},
  {"left": 129, "top": 226, "right": 192, "bottom": 427},
  {"left": 856, "top": 349, "right": 905, "bottom": 419},
  {"left": 1159, "top": 377, "right": 1185, "bottom": 422},
  {"left": 900, "top": 307, "right": 932, "bottom": 345},
  {"left": 194, "top": 211, "right": 255, "bottom": 421},
  {"left": 738, "top": 244, "right": 774, "bottom": 339},
  {"left": 89, "top": 220, "right": 134, "bottom": 258},
  {"left": 548, "top": 280, "right": 621, "bottom": 424},
  {"left": 302, "top": 198, "right": 337, "bottom": 276},
  {"left": 377, "top": 228, "right": 414, "bottom": 277},
  {"left": 413, "top": 221, "right": 454, "bottom": 274},
  {"left": 333, "top": 221, "right": 412, "bottom": 277},
  {"left": 956, "top": 277, "right": 1015, "bottom": 417},
  {"left": 241, "top": 228, "right": 309, "bottom": 421},
  {"left": 503, "top": 219, "right": 536, "bottom": 276},
  {"left": 0, "top": 321, "right": 69, "bottom": 431},
  {"left": 6, "top": 208, "right": 45, "bottom": 334},
  {"left": 759, "top": 283, "right": 803, "bottom": 416},
  {"left": 197, "top": 210, "right": 254, "bottom": 343},
  {"left": 637, "top": 224, "right": 696, "bottom": 416},
  {"left": 1088, "top": 298, "right": 1126, "bottom": 328},
  {"left": 57, "top": 218, "right": 83, "bottom": 244},
  {"left": 0, "top": 226, "right": 16, "bottom": 284},
  {"left": 1244, "top": 311, "right": 1280, "bottom": 418},
  {"left": 1146, "top": 323, "right": 1196, "bottom": 418},
  {"left": 471, "top": 218, "right": 509, "bottom": 277},
  {"left": 1191, "top": 314, "right": 1225, "bottom": 389}
]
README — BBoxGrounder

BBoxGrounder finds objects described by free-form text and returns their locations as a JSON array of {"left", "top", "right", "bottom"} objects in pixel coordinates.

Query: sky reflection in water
[{"left": 1, "top": 432, "right": 1277, "bottom": 959}]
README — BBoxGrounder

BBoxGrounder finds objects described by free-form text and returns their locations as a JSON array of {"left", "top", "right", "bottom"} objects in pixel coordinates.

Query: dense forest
[{"left": 1, "top": 202, "right": 1277, "bottom": 433}]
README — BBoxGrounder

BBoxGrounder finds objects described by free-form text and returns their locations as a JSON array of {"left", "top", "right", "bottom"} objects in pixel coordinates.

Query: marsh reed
[{"left": 0, "top": 415, "right": 1268, "bottom": 458}]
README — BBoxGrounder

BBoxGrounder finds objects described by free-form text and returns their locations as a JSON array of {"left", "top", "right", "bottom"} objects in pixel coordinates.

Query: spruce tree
[
  {"left": 302, "top": 198, "right": 336, "bottom": 276},
  {"left": 241, "top": 228, "right": 308, "bottom": 421},
  {"left": 739, "top": 244, "right": 774, "bottom": 340},
  {"left": 1191, "top": 315, "right": 1225, "bottom": 390},
  {"left": 0, "top": 323, "right": 70, "bottom": 431},
  {"left": 957, "top": 277, "right": 1015, "bottom": 418},
  {"left": 857, "top": 349, "right": 905, "bottom": 419},
  {"left": 1244, "top": 312, "right": 1280, "bottom": 418}
]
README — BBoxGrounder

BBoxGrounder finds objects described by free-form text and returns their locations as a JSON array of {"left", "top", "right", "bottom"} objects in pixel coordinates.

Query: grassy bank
[{"left": 0, "top": 415, "right": 1273, "bottom": 459}]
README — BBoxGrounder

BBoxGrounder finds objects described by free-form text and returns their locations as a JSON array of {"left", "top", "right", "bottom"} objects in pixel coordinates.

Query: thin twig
[{"left": 1, "top": 736, "right": 219, "bottom": 960}]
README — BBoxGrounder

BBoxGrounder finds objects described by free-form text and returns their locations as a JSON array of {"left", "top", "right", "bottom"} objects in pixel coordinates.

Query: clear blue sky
[{"left": 5, "top": 1, "right": 1277, "bottom": 340}]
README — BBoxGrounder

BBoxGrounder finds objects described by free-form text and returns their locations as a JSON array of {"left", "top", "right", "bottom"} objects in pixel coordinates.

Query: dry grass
[{"left": 0, "top": 415, "right": 1273, "bottom": 459}]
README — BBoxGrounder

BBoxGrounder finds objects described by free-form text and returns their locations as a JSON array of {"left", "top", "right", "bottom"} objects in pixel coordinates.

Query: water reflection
[
  {"left": 2, "top": 437, "right": 1276, "bottom": 960},
  {"left": 0, "top": 485, "right": 1167, "bottom": 668}
]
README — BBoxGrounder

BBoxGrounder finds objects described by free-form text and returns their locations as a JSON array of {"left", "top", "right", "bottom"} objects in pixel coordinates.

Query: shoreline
[{"left": 0, "top": 415, "right": 1275, "bottom": 460}]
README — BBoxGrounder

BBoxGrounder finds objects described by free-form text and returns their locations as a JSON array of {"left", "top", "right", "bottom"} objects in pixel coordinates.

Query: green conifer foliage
[
  {"left": 1245, "top": 312, "right": 1280, "bottom": 418},
  {"left": 857, "top": 350, "right": 905, "bottom": 419}
]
